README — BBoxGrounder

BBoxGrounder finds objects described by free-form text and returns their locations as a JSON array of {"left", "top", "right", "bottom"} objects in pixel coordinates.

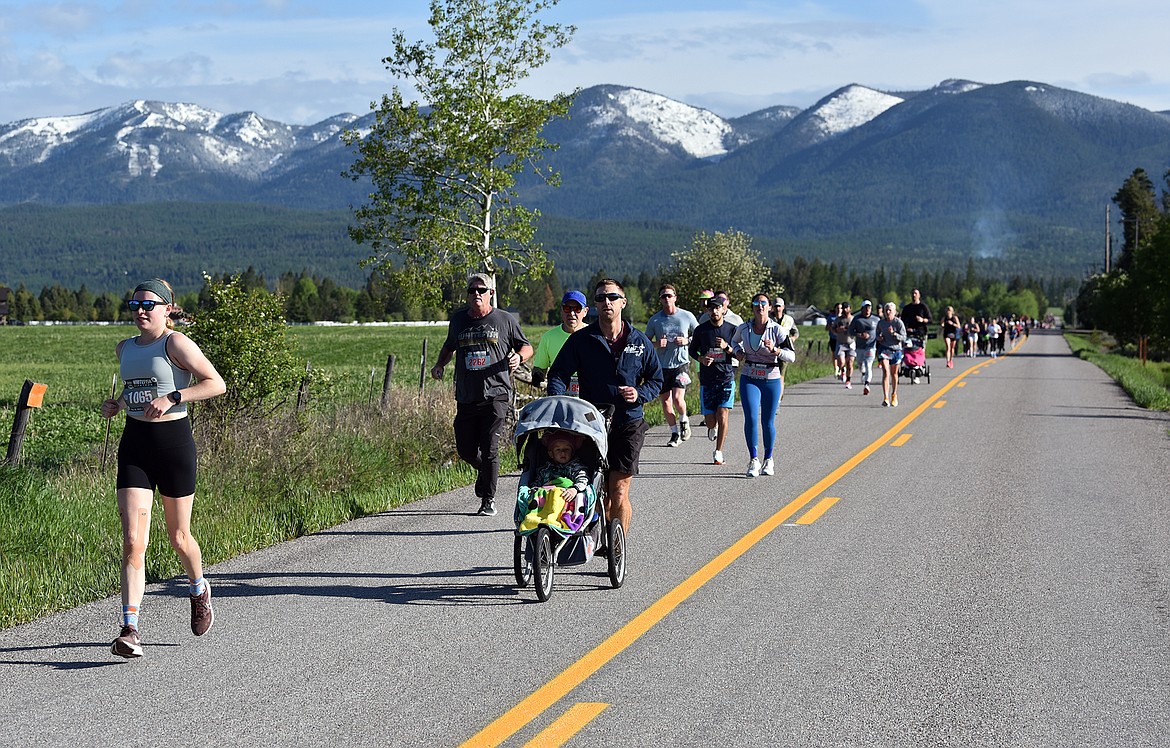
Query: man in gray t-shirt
[
  {"left": 431, "top": 273, "right": 532, "bottom": 516},
  {"left": 644, "top": 283, "right": 699, "bottom": 445}
]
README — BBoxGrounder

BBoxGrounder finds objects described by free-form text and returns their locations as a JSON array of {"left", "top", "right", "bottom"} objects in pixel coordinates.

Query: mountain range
[{"left": 2, "top": 79, "right": 1168, "bottom": 290}]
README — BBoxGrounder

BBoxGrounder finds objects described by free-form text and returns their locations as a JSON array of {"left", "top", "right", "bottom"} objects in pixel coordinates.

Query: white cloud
[{"left": 1, "top": 1, "right": 1168, "bottom": 124}]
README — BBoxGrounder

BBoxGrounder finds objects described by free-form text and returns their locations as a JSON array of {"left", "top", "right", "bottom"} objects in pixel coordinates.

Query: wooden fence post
[
  {"left": 381, "top": 354, "right": 396, "bottom": 408},
  {"left": 419, "top": 339, "right": 429, "bottom": 397},
  {"left": 6, "top": 380, "right": 48, "bottom": 465},
  {"left": 296, "top": 361, "right": 312, "bottom": 412}
]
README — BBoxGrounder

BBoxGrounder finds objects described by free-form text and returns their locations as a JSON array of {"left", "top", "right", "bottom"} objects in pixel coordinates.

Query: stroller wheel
[
  {"left": 607, "top": 519, "right": 626, "bottom": 589},
  {"left": 513, "top": 535, "right": 532, "bottom": 588},
  {"left": 533, "top": 527, "right": 555, "bottom": 602}
]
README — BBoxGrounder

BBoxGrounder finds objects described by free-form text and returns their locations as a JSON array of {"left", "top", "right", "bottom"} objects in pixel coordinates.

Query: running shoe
[
  {"left": 761, "top": 458, "right": 775, "bottom": 476},
  {"left": 882, "top": 399, "right": 890, "bottom": 407},
  {"left": 713, "top": 450, "right": 724, "bottom": 465},
  {"left": 707, "top": 427, "right": 717, "bottom": 442},
  {"left": 844, "top": 380, "right": 852, "bottom": 390},
  {"left": 111, "top": 625, "right": 143, "bottom": 658},
  {"left": 680, "top": 420, "right": 691, "bottom": 441},
  {"left": 863, "top": 384, "right": 870, "bottom": 395},
  {"left": 190, "top": 580, "right": 214, "bottom": 636},
  {"left": 892, "top": 394, "right": 899, "bottom": 407},
  {"left": 476, "top": 497, "right": 497, "bottom": 516},
  {"left": 667, "top": 432, "right": 681, "bottom": 448},
  {"left": 912, "top": 376, "right": 920, "bottom": 384},
  {"left": 947, "top": 360, "right": 953, "bottom": 368},
  {"left": 745, "top": 458, "right": 761, "bottom": 478}
]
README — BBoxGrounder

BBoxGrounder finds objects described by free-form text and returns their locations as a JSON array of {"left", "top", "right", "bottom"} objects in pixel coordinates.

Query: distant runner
[{"left": 644, "top": 283, "right": 699, "bottom": 447}]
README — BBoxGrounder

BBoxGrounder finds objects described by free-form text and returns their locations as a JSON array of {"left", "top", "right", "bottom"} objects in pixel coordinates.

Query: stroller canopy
[{"left": 513, "top": 395, "right": 608, "bottom": 458}]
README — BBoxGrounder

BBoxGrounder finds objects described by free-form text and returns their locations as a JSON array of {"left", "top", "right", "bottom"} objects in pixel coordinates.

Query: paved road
[{"left": 3, "top": 330, "right": 1169, "bottom": 747}]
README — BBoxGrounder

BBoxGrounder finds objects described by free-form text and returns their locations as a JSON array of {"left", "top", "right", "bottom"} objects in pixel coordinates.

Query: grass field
[
  {"left": 1064, "top": 331, "right": 1170, "bottom": 411},
  {"left": 0, "top": 322, "right": 836, "bottom": 629}
]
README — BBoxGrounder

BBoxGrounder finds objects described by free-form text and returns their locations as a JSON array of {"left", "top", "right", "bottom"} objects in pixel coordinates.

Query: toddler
[{"left": 534, "top": 430, "right": 590, "bottom": 504}]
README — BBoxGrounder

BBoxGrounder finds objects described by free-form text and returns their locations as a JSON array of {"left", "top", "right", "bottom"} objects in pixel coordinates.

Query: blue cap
[{"left": 562, "top": 290, "right": 587, "bottom": 308}]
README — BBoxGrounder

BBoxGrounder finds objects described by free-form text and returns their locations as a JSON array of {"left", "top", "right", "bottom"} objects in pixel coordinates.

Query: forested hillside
[{"left": 0, "top": 203, "right": 1087, "bottom": 297}]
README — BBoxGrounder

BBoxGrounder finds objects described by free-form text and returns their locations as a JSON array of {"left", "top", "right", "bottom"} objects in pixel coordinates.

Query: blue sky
[{"left": 2, "top": 0, "right": 1168, "bottom": 124}]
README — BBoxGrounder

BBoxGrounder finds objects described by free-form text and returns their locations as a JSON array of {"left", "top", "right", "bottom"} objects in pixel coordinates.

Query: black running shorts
[
  {"left": 116, "top": 417, "right": 198, "bottom": 497},
  {"left": 607, "top": 418, "right": 648, "bottom": 476}
]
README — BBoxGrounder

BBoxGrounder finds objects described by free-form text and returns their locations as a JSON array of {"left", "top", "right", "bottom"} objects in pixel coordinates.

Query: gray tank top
[{"left": 119, "top": 333, "right": 192, "bottom": 417}]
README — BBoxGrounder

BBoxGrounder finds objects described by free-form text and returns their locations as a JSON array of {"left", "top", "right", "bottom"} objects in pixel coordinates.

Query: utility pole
[{"left": 1105, "top": 204, "right": 1111, "bottom": 273}]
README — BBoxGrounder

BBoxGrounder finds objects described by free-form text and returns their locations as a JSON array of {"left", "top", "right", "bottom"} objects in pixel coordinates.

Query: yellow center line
[
  {"left": 891, "top": 433, "right": 913, "bottom": 447},
  {"left": 933, "top": 400, "right": 947, "bottom": 408},
  {"left": 461, "top": 341, "right": 1020, "bottom": 748},
  {"left": 522, "top": 703, "right": 609, "bottom": 748},
  {"left": 795, "top": 496, "right": 841, "bottom": 525}
]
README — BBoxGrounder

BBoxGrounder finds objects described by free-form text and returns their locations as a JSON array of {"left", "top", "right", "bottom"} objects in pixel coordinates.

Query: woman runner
[
  {"left": 733, "top": 293, "right": 795, "bottom": 477},
  {"left": 101, "top": 279, "right": 226, "bottom": 658}
]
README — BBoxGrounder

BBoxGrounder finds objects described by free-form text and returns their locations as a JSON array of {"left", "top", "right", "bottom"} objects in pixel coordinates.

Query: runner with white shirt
[{"left": 732, "top": 293, "right": 795, "bottom": 477}]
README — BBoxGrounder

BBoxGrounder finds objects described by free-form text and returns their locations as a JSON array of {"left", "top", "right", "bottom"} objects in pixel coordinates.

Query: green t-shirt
[{"left": 533, "top": 324, "right": 573, "bottom": 370}]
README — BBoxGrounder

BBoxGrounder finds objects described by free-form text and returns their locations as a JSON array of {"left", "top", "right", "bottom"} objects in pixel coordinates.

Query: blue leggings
[{"left": 740, "top": 375, "right": 782, "bottom": 459}]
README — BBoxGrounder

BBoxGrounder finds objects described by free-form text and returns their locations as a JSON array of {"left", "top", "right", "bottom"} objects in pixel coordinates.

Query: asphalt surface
[{"left": 3, "top": 329, "right": 1169, "bottom": 747}]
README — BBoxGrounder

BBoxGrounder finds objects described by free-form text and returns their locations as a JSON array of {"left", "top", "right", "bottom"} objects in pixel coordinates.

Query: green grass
[
  {"left": 0, "top": 322, "right": 830, "bottom": 629},
  {"left": 1064, "top": 332, "right": 1170, "bottom": 411}
]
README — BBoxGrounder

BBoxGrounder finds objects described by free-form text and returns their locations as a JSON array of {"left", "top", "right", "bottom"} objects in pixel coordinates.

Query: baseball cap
[
  {"left": 561, "top": 290, "right": 587, "bottom": 308},
  {"left": 862, "top": 299, "right": 872, "bottom": 307},
  {"left": 774, "top": 297, "right": 785, "bottom": 307},
  {"left": 699, "top": 289, "right": 714, "bottom": 300}
]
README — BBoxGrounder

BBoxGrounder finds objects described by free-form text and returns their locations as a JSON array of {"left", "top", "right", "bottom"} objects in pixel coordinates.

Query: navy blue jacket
[{"left": 547, "top": 321, "right": 663, "bottom": 425}]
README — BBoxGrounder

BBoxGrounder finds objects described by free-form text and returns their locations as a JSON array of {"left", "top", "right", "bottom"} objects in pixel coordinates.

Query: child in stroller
[
  {"left": 512, "top": 395, "right": 625, "bottom": 601},
  {"left": 900, "top": 336, "right": 931, "bottom": 384},
  {"left": 518, "top": 430, "right": 592, "bottom": 533}
]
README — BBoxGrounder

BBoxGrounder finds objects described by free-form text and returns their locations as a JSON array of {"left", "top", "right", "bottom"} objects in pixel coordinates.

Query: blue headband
[{"left": 133, "top": 279, "right": 172, "bottom": 304}]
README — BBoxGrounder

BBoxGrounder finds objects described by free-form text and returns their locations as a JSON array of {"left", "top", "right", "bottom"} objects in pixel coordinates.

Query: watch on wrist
[{"left": 169, "top": 390, "right": 183, "bottom": 404}]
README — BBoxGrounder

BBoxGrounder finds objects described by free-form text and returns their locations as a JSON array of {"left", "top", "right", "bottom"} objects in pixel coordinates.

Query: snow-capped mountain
[
  {"left": 0, "top": 100, "right": 360, "bottom": 202},
  {"left": 2, "top": 79, "right": 1169, "bottom": 269},
  {"left": 0, "top": 83, "right": 871, "bottom": 204}
]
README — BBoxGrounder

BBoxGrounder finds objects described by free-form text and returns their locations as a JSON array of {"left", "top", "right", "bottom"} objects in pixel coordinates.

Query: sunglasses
[
  {"left": 752, "top": 300, "right": 770, "bottom": 307},
  {"left": 467, "top": 287, "right": 491, "bottom": 295},
  {"left": 562, "top": 305, "right": 583, "bottom": 313},
  {"left": 126, "top": 300, "right": 161, "bottom": 312},
  {"left": 595, "top": 292, "right": 624, "bottom": 302},
  {"left": 659, "top": 293, "right": 675, "bottom": 299}
]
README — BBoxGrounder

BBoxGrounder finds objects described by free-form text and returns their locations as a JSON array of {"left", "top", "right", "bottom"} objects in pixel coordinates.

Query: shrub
[{"left": 185, "top": 274, "right": 304, "bottom": 439}]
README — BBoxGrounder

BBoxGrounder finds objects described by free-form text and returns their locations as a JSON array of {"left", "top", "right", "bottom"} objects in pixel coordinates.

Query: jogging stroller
[
  {"left": 512, "top": 395, "right": 625, "bottom": 602},
  {"left": 900, "top": 336, "right": 931, "bottom": 384}
]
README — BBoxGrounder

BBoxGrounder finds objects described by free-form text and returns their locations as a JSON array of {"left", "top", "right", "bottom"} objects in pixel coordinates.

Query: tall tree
[
  {"left": 1112, "top": 168, "right": 1159, "bottom": 270},
  {"left": 343, "top": 0, "right": 576, "bottom": 308}
]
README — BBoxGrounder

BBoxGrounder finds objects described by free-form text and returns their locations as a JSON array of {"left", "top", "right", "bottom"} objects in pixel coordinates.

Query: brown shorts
[{"left": 607, "top": 418, "right": 648, "bottom": 476}]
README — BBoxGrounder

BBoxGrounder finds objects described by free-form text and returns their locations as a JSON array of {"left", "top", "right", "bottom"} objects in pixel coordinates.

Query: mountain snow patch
[
  {"left": 811, "top": 86, "right": 903, "bottom": 138},
  {"left": 612, "top": 89, "right": 732, "bottom": 159}
]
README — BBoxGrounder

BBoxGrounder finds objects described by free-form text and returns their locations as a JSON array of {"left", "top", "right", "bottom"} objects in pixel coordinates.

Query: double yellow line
[{"left": 463, "top": 346, "right": 1013, "bottom": 746}]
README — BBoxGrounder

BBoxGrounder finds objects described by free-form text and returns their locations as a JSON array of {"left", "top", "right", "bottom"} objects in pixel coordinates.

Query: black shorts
[
  {"left": 607, "top": 418, "right": 648, "bottom": 476},
  {"left": 661, "top": 366, "right": 688, "bottom": 390},
  {"left": 117, "top": 417, "right": 198, "bottom": 497}
]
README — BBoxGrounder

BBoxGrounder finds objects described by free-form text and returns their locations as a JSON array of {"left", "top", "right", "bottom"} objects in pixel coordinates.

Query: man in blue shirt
[{"left": 548, "top": 278, "right": 663, "bottom": 535}]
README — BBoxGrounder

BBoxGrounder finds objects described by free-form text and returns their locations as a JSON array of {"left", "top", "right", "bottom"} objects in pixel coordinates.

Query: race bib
[
  {"left": 745, "top": 364, "right": 770, "bottom": 379},
  {"left": 569, "top": 375, "right": 580, "bottom": 396},
  {"left": 464, "top": 349, "right": 490, "bottom": 371},
  {"left": 706, "top": 347, "right": 724, "bottom": 360},
  {"left": 123, "top": 377, "right": 159, "bottom": 414}
]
